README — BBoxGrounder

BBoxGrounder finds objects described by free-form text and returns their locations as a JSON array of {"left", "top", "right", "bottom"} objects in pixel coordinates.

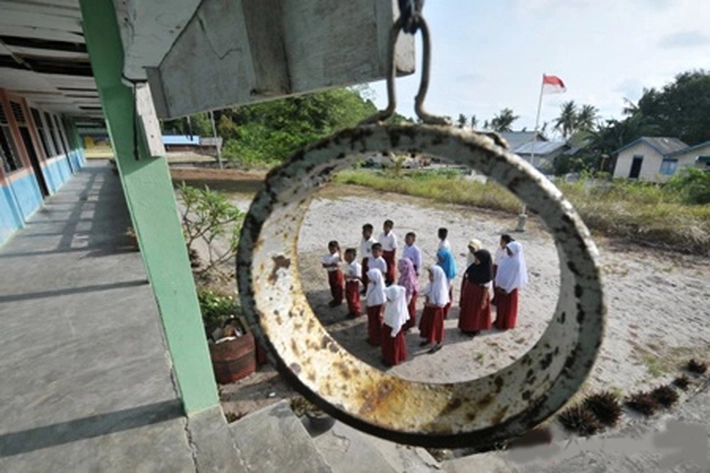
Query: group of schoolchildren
[{"left": 322, "top": 221, "right": 529, "bottom": 368}]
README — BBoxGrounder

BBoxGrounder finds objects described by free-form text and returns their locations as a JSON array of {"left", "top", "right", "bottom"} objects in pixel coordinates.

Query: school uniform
[
  {"left": 343, "top": 260, "right": 362, "bottom": 317},
  {"left": 365, "top": 269, "right": 387, "bottom": 346},
  {"left": 402, "top": 243, "right": 422, "bottom": 275},
  {"left": 322, "top": 252, "right": 344, "bottom": 305},
  {"left": 494, "top": 242, "right": 528, "bottom": 330},
  {"left": 378, "top": 231, "right": 398, "bottom": 284},
  {"left": 438, "top": 239, "right": 451, "bottom": 251},
  {"left": 459, "top": 250, "right": 493, "bottom": 333},
  {"left": 368, "top": 256, "right": 387, "bottom": 281},
  {"left": 419, "top": 266, "right": 450, "bottom": 346},
  {"left": 359, "top": 236, "right": 377, "bottom": 289},
  {"left": 381, "top": 285, "right": 408, "bottom": 366}
]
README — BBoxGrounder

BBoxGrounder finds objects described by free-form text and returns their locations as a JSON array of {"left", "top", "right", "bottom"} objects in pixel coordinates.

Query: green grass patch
[{"left": 335, "top": 170, "right": 710, "bottom": 255}]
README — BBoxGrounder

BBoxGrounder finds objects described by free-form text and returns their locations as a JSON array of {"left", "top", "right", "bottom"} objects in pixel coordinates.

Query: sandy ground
[{"left": 175, "top": 171, "right": 710, "bottom": 424}]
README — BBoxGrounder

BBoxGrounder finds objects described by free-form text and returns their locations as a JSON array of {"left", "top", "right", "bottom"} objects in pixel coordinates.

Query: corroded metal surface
[{"left": 236, "top": 124, "right": 605, "bottom": 449}]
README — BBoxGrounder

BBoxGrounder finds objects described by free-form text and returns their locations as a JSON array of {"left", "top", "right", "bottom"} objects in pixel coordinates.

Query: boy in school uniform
[
  {"left": 322, "top": 240, "right": 344, "bottom": 307},
  {"left": 401, "top": 231, "right": 422, "bottom": 276},
  {"left": 437, "top": 227, "right": 451, "bottom": 251},
  {"left": 343, "top": 248, "right": 362, "bottom": 319},
  {"left": 359, "top": 224, "right": 377, "bottom": 293},
  {"left": 369, "top": 243, "right": 388, "bottom": 281},
  {"left": 378, "top": 219, "right": 398, "bottom": 285}
]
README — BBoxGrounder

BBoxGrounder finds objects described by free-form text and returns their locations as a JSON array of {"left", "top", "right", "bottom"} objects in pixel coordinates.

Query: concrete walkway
[{"left": 0, "top": 162, "right": 198, "bottom": 472}]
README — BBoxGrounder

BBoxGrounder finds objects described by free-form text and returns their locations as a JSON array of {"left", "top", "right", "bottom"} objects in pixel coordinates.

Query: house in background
[
  {"left": 667, "top": 140, "right": 710, "bottom": 173},
  {"left": 612, "top": 137, "right": 710, "bottom": 182},
  {"left": 492, "top": 131, "right": 567, "bottom": 170},
  {"left": 162, "top": 134, "right": 221, "bottom": 155},
  {"left": 612, "top": 137, "right": 689, "bottom": 182},
  {"left": 514, "top": 140, "right": 569, "bottom": 170},
  {"left": 497, "top": 131, "right": 547, "bottom": 150}
]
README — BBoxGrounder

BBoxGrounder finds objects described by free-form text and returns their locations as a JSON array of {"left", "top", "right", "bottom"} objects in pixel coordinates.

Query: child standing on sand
[
  {"left": 378, "top": 219, "right": 398, "bottom": 285},
  {"left": 365, "top": 269, "right": 387, "bottom": 346},
  {"left": 369, "top": 243, "right": 388, "bottom": 281},
  {"left": 322, "top": 240, "right": 344, "bottom": 307},
  {"left": 359, "top": 224, "right": 377, "bottom": 293},
  {"left": 343, "top": 248, "right": 362, "bottom": 319}
]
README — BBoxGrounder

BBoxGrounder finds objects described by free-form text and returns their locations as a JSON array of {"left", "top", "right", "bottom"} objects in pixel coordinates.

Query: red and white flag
[{"left": 542, "top": 74, "right": 566, "bottom": 94}]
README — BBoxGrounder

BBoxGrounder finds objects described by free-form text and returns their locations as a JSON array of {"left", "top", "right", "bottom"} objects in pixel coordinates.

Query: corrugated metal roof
[
  {"left": 162, "top": 135, "right": 201, "bottom": 146},
  {"left": 612, "top": 136, "right": 688, "bottom": 156},
  {"left": 497, "top": 131, "right": 546, "bottom": 150},
  {"left": 514, "top": 141, "right": 567, "bottom": 155},
  {"left": 642, "top": 137, "right": 688, "bottom": 155}
]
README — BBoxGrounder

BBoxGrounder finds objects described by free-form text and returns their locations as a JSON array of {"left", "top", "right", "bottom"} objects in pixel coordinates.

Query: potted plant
[{"left": 199, "top": 288, "right": 257, "bottom": 384}]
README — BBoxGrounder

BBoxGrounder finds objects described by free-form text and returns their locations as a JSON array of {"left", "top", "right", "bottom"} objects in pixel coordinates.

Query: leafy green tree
[
  {"left": 490, "top": 108, "right": 519, "bottom": 132},
  {"left": 554, "top": 101, "right": 578, "bottom": 139},
  {"left": 457, "top": 113, "right": 467, "bottom": 128},
  {"left": 636, "top": 70, "right": 710, "bottom": 145},
  {"left": 470, "top": 115, "right": 478, "bottom": 129},
  {"left": 576, "top": 104, "right": 599, "bottom": 132}
]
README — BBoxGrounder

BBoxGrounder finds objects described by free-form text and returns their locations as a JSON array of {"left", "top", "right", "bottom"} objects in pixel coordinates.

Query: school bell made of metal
[{"left": 236, "top": 1, "right": 605, "bottom": 450}]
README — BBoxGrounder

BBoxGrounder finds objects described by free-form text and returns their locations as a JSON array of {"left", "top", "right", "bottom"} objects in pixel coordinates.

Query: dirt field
[{"left": 172, "top": 167, "right": 710, "bottom": 424}]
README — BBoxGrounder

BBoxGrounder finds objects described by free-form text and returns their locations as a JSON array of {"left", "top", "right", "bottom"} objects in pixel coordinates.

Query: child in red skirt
[
  {"left": 381, "top": 284, "right": 409, "bottom": 366},
  {"left": 343, "top": 248, "right": 362, "bottom": 319},
  {"left": 365, "top": 268, "right": 386, "bottom": 346},
  {"left": 419, "top": 265, "right": 450, "bottom": 354},
  {"left": 321, "top": 240, "right": 344, "bottom": 307}
]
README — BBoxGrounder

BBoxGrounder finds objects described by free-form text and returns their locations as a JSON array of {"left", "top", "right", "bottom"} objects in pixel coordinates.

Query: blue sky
[{"left": 366, "top": 0, "right": 710, "bottom": 138}]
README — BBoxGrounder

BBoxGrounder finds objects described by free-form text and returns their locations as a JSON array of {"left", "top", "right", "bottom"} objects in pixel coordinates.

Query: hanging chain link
[{"left": 360, "top": 0, "right": 449, "bottom": 126}]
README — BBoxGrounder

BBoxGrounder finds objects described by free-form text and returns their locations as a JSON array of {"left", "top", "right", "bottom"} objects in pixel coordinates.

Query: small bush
[
  {"left": 665, "top": 167, "right": 710, "bottom": 205},
  {"left": 625, "top": 391, "right": 659, "bottom": 416},
  {"left": 557, "top": 405, "right": 601, "bottom": 436},
  {"left": 334, "top": 170, "right": 710, "bottom": 255},
  {"left": 198, "top": 288, "right": 240, "bottom": 328},
  {"left": 673, "top": 375, "right": 691, "bottom": 390},
  {"left": 651, "top": 385, "right": 679, "bottom": 408},
  {"left": 687, "top": 358, "right": 708, "bottom": 374},
  {"left": 583, "top": 391, "right": 623, "bottom": 427}
]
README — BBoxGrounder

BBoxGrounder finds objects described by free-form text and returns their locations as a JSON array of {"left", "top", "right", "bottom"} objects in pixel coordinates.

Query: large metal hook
[{"left": 360, "top": 9, "right": 449, "bottom": 126}]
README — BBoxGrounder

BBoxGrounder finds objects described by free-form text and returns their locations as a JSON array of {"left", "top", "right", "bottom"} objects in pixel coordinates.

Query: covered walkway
[{"left": 0, "top": 161, "right": 199, "bottom": 471}]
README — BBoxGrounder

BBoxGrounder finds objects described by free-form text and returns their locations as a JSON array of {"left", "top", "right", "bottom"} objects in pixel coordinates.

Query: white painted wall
[
  {"left": 613, "top": 142, "right": 665, "bottom": 182},
  {"left": 672, "top": 143, "right": 710, "bottom": 172}
]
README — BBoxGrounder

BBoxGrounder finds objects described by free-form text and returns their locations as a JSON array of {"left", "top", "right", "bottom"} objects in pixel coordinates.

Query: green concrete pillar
[{"left": 80, "top": 0, "right": 219, "bottom": 414}]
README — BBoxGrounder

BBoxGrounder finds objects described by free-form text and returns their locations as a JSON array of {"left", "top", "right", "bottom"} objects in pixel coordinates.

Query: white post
[
  {"left": 209, "top": 110, "right": 223, "bottom": 169},
  {"left": 516, "top": 73, "right": 546, "bottom": 232}
]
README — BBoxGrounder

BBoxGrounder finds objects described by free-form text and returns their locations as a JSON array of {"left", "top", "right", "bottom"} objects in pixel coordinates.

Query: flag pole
[{"left": 516, "top": 73, "right": 546, "bottom": 232}]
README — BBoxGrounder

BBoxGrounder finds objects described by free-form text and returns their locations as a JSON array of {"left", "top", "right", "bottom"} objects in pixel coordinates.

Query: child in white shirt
[
  {"left": 343, "top": 248, "right": 362, "bottom": 319},
  {"left": 322, "top": 240, "right": 344, "bottom": 307}
]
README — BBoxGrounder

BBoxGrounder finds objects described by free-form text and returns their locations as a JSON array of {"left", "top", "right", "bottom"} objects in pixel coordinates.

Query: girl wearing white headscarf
[
  {"left": 418, "top": 265, "right": 450, "bottom": 353},
  {"left": 493, "top": 241, "right": 528, "bottom": 330},
  {"left": 381, "top": 285, "right": 409, "bottom": 366},
  {"left": 365, "top": 268, "right": 386, "bottom": 346}
]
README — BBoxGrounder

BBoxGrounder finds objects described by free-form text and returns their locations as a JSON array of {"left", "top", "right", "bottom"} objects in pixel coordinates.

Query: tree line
[{"left": 163, "top": 69, "right": 710, "bottom": 175}]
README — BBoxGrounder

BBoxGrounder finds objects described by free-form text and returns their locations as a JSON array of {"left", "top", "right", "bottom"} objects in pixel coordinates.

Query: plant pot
[
  {"left": 305, "top": 409, "right": 335, "bottom": 435},
  {"left": 209, "top": 316, "right": 256, "bottom": 384},
  {"left": 255, "top": 338, "right": 268, "bottom": 365}
]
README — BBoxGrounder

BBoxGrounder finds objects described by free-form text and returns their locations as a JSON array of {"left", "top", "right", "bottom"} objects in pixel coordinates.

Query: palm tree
[
  {"left": 576, "top": 104, "right": 599, "bottom": 133},
  {"left": 457, "top": 113, "right": 467, "bottom": 128},
  {"left": 490, "top": 108, "right": 519, "bottom": 132},
  {"left": 554, "top": 101, "right": 578, "bottom": 139}
]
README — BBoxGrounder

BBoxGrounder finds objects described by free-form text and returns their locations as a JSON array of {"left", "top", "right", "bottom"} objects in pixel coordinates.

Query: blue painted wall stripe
[{"left": 0, "top": 152, "right": 84, "bottom": 246}]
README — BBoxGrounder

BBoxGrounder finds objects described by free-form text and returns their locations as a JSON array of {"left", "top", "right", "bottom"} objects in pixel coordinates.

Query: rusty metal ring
[{"left": 236, "top": 124, "right": 605, "bottom": 449}]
